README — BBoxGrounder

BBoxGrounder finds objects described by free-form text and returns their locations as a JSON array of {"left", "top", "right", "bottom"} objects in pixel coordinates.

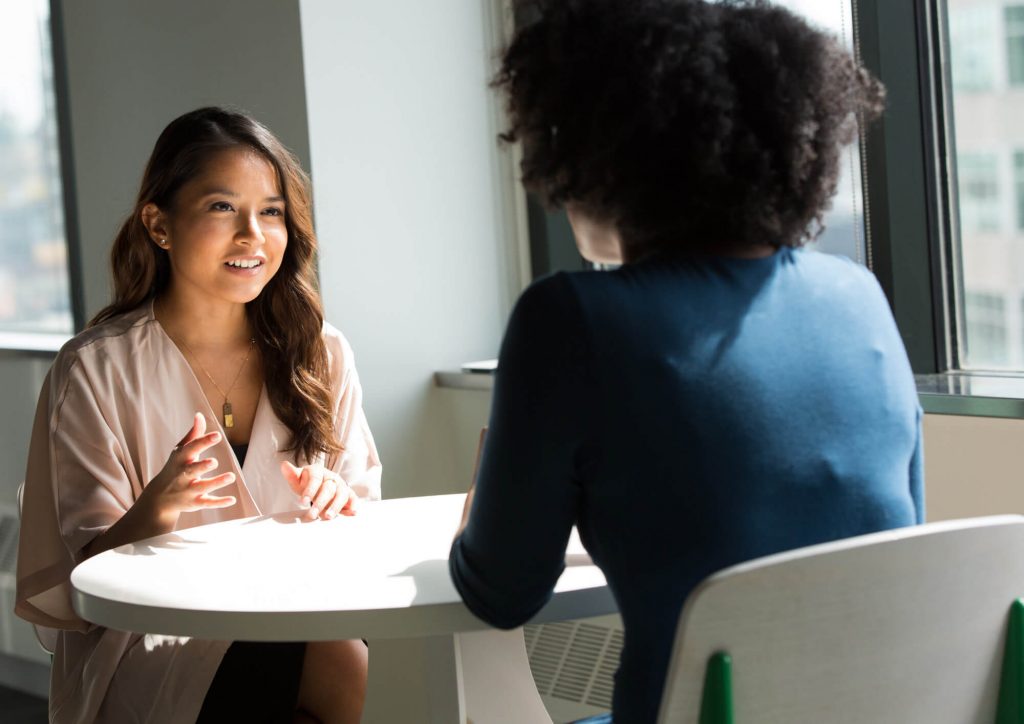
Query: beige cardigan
[{"left": 16, "top": 302, "right": 381, "bottom": 724}]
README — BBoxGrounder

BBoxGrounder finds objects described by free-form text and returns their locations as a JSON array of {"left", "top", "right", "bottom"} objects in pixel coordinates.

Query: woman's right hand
[
  {"left": 139, "top": 412, "right": 238, "bottom": 529},
  {"left": 84, "top": 413, "right": 238, "bottom": 559}
]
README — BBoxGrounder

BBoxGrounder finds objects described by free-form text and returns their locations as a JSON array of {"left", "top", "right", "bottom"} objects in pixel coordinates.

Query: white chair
[
  {"left": 16, "top": 480, "right": 57, "bottom": 655},
  {"left": 657, "top": 515, "right": 1024, "bottom": 724}
]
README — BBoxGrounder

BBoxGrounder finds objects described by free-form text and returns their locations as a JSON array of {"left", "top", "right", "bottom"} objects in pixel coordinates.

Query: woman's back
[
  {"left": 453, "top": 247, "right": 921, "bottom": 722},
  {"left": 449, "top": 2, "right": 913, "bottom": 721}
]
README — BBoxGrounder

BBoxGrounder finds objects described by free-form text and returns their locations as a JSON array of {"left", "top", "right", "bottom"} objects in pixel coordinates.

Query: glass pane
[
  {"left": 951, "top": 6, "right": 998, "bottom": 92},
  {"left": 1014, "top": 151, "right": 1024, "bottom": 230},
  {"left": 948, "top": 1, "right": 1024, "bottom": 369},
  {"left": 958, "top": 152, "right": 1001, "bottom": 233},
  {"left": 966, "top": 291, "right": 1008, "bottom": 365},
  {"left": 1008, "top": 6, "right": 1024, "bottom": 85},
  {"left": 0, "top": 0, "right": 72, "bottom": 336},
  {"left": 774, "top": 0, "right": 868, "bottom": 265}
]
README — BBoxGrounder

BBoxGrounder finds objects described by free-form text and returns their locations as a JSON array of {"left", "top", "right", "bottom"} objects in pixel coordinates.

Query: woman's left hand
[{"left": 280, "top": 461, "right": 358, "bottom": 520}]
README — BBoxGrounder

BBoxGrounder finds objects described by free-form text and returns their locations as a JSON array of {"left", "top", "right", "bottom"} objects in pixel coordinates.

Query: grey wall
[
  {"left": 0, "top": 355, "right": 50, "bottom": 504},
  {"left": 59, "top": 0, "right": 311, "bottom": 319}
]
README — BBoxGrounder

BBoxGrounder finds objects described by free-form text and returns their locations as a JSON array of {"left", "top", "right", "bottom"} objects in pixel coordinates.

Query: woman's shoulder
[
  {"left": 320, "top": 319, "right": 353, "bottom": 354},
  {"left": 789, "top": 246, "right": 876, "bottom": 279},
  {"left": 786, "top": 248, "right": 888, "bottom": 301},
  {"left": 320, "top": 319, "right": 358, "bottom": 381},
  {"left": 514, "top": 270, "right": 592, "bottom": 317},
  {"left": 503, "top": 272, "right": 596, "bottom": 355},
  {"left": 50, "top": 305, "right": 154, "bottom": 384}
]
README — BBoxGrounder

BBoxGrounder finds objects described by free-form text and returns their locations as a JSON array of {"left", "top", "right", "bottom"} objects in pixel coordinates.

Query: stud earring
[{"left": 158, "top": 239, "right": 168, "bottom": 247}]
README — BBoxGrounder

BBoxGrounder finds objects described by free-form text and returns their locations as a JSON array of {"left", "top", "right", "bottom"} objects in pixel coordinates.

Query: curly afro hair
[{"left": 495, "top": 0, "right": 886, "bottom": 258}]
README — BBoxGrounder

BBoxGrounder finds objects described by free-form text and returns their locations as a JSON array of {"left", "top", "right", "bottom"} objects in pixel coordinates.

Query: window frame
[
  {"left": 855, "top": 0, "right": 956, "bottom": 375},
  {"left": 1007, "top": 5, "right": 1024, "bottom": 86},
  {"left": 857, "top": 0, "right": 1024, "bottom": 419},
  {"left": 50, "top": 0, "right": 85, "bottom": 334},
  {"left": 0, "top": 0, "right": 84, "bottom": 352}
]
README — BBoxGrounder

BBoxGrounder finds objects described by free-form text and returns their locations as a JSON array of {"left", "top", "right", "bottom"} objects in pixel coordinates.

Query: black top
[{"left": 230, "top": 442, "right": 249, "bottom": 468}]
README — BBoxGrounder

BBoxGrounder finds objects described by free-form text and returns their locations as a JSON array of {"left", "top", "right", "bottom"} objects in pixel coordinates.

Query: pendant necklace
[{"left": 178, "top": 336, "right": 256, "bottom": 429}]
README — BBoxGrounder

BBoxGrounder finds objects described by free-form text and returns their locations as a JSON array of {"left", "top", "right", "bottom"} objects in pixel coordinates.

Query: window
[
  {"left": 0, "top": 0, "right": 73, "bottom": 339},
  {"left": 1015, "top": 150, "right": 1024, "bottom": 231},
  {"left": 957, "top": 152, "right": 1001, "bottom": 234},
  {"left": 949, "top": 7, "right": 998, "bottom": 92},
  {"left": 964, "top": 292, "right": 1009, "bottom": 367},
  {"left": 947, "top": 1, "right": 1024, "bottom": 371},
  {"left": 777, "top": 0, "right": 867, "bottom": 265},
  {"left": 1007, "top": 6, "right": 1024, "bottom": 86}
]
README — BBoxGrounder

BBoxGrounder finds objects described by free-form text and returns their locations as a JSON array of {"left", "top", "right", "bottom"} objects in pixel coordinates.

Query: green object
[
  {"left": 997, "top": 599, "right": 1024, "bottom": 724},
  {"left": 699, "top": 652, "right": 735, "bottom": 724}
]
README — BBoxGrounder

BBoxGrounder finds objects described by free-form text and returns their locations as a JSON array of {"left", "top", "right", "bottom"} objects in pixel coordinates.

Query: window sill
[
  {"left": 437, "top": 369, "right": 1024, "bottom": 419},
  {"left": 434, "top": 370, "right": 494, "bottom": 391},
  {"left": 0, "top": 331, "right": 70, "bottom": 355},
  {"left": 916, "top": 372, "right": 1024, "bottom": 419}
]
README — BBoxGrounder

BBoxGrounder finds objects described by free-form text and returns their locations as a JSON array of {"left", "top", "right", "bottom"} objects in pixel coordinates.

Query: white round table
[{"left": 71, "top": 493, "right": 615, "bottom": 723}]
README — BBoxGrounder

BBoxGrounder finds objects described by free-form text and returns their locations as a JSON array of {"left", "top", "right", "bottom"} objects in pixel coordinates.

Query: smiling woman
[
  {"left": 144, "top": 146, "right": 289, "bottom": 432},
  {"left": 15, "top": 107, "right": 381, "bottom": 724},
  {"left": 145, "top": 147, "right": 287, "bottom": 311}
]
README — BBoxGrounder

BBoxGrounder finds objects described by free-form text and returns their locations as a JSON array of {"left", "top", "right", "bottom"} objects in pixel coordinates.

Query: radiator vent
[{"left": 524, "top": 619, "right": 623, "bottom": 710}]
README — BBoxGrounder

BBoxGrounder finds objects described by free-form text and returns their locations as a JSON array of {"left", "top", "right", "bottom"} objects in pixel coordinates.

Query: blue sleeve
[
  {"left": 909, "top": 407, "right": 925, "bottom": 524},
  {"left": 450, "top": 274, "right": 592, "bottom": 629}
]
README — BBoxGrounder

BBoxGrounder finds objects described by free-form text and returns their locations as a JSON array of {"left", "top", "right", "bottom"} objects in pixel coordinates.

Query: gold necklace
[{"left": 178, "top": 336, "right": 256, "bottom": 429}]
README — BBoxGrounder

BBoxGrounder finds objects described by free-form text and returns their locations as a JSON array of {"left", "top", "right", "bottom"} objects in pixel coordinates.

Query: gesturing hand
[
  {"left": 141, "top": 412, "right": 238, "bottom": 529},
  {"left": 281, "top": 461, "right": 357, "bottom": 521}
]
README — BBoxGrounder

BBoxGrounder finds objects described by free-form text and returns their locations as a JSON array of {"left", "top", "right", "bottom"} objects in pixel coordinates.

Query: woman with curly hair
[
  {"left": 17, "top": 107, "right": 380, "bottom": 723},
  {"left": 450, "top": 1, "right": 922, "bottom": 721}
]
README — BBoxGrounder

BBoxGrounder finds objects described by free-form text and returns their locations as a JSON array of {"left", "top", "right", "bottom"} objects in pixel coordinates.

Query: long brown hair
[{"left": 90, "top": 107, "right": 341, "bottom": 463}]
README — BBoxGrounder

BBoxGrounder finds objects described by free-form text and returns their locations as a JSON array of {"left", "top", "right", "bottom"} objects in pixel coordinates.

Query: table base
[{"left": 364, "top": 627, "right": 551, "bottom": 723}]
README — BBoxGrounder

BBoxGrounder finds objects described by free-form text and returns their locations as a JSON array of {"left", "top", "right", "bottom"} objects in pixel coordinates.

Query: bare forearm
[
  {"left": 83, "top": 415, "right": 236, "bottom": 559},
  {"left": 455, "top": 427, "right": 486, "bottom": 538},
  {"left": 83, "top": 494, "right": 177, "bottom": 559},
  {"left": 455, "top": 485, "right": 476, "bottom": 538}
]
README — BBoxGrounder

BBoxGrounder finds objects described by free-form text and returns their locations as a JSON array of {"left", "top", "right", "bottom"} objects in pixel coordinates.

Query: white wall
[{"left": 300, "top": 0, "right": 520, "bottom": 498}]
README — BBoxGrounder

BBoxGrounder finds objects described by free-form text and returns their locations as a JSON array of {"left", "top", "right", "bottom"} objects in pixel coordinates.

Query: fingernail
[
  {"left": 309, "top": 507, "right": 319, "bottom": 518},
  {"left": 324, "top": 510, "right": 335, "bottom": 519}
]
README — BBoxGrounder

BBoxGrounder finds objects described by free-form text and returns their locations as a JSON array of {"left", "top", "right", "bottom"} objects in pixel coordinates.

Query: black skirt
[{"left": 195, "top": 641, "right": 307, "bottom": 724}]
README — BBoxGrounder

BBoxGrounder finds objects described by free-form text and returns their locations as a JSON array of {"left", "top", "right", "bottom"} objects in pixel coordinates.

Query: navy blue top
[{"left": 449, "top": 248, "right": 923, "bottom": 723}]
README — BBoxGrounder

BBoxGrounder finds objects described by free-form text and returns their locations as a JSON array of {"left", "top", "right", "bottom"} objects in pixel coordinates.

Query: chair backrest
[
  {"left": 657, "top": 515, "right": 1024, "bottom": 724},
  {"left": 16, "top": 480, "right": 57, "bottom": 655}
]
